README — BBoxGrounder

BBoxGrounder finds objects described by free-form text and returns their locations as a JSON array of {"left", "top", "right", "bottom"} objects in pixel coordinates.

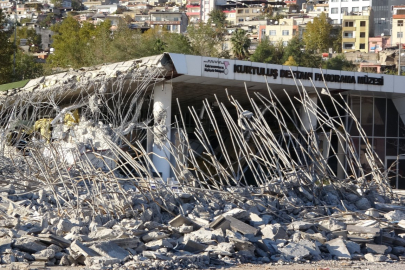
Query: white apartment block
[{"left": 329, "top": 0, "right": 371, "bottom": 25}]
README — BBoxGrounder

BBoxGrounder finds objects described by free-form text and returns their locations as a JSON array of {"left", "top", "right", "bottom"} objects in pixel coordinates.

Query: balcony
[
  {"left": 186, "top": 12, "right": 200, "bottom": 16},
  {"left": 343, "top": 26, "right": 355, "bottom": 31},
  {"left": 342, "top": 37, "right": 355, "bottom": 43},
  {"left": 186, "top": 4, "right": 200, "bottom": 8}
]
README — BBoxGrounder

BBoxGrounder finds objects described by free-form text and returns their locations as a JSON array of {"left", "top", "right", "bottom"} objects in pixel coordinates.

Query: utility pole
[
  {"left": 399, "top": 26, "right": 402, "bottom": 76},
  {"left": 13, "top": 6, "right": 17, "bottom": 81}
]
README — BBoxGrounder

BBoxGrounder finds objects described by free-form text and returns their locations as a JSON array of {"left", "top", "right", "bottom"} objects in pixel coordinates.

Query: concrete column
[
  {"left": 300, "top": 94, "right": 318, "bottom": 132},
  {"left": 152, "top": 81, "right": 172, "bottom": 182}
]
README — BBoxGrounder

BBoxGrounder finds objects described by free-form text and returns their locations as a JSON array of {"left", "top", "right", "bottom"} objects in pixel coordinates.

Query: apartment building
[
  {"left": 149, "top": 11, "right": 188, "bottom": 33},
  {"left": 329, "top": 0, "right": 405, "bottom": 36},
  {"left": 373, "top": 0, "right": 405, "bottom": 36},
  {"left": 186, "top": 0, "right": 226, "bottom": 23},
  {"left": 342, "top": 9, "right": 374, "bottom": 52},
  {"left": 258, "top": 18, "right": 297, "bottom": 46},
  {"left": 329, "top": 0, "right": 371, "bottom": 25},
  {"left": 391, "top": 5, "right": 405, "bottom": 47}
]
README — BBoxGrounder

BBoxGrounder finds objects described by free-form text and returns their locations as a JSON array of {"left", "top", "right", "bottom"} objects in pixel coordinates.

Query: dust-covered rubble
[{"left": 1, "top": 184, "right": 405, "bottom": 269}]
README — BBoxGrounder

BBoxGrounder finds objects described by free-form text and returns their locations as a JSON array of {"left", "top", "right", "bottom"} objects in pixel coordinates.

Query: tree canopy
[
  {"left": 230, "top": 29, "right": 251, "bottom": 60},
  {"left": 322, "top": 54, "right": 356, "bottom": 71},
  {"left": 0, "top": 9, "right": 15, "bottom": 84},
  {"left": 303, "top": 12, "right": 332, "bottom": 53},
  {"left": 208, "top": 9, "right": 227, "bottom": 26}
]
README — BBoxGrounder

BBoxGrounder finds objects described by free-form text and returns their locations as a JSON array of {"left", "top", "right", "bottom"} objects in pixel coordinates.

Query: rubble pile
[
  {"left": 0, "top": 54, "right": 404, "bottom": 268},
  {"left": 1, "top": 183, "right": 405, "bottom": 269}
]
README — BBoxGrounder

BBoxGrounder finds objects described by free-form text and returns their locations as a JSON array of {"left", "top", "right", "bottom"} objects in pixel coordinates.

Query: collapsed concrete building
[{"left": 1, "top": 54, "right": 405, "bottom": 268}]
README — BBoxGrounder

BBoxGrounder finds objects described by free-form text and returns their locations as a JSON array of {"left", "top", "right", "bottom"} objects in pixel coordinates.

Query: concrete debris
[
  {"left": 0, "top": 54, "right": 404, "bottom": 269},
  {"left": 325, "top": 238, "right": 351, "bottom": 260}
]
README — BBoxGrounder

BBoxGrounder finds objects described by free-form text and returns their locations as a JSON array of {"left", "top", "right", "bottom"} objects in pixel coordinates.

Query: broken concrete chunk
[
  {"left": 364, "top": 253, "right": 388, "bottom": 262},
  {"left": 279, "top": 242, "right": 312, "bottom": 260},
  {"left": 261, "top": 224, "right": 288, "bottom": 240},
  {"left": 319, "top": 218, "right": 346, "bottom": 232},
  {"left": 183, "top": 239, "right": 207, "bottom": 253},
  {"left": 168, "top": 215, "right": 200, "bottom": 230},
  {"left": 225, "top": 216, "right": 259, "bottom": 236},
  {"left": 345, "top": 241, "right": 361, "bottom": 255},
  {"left": 222, "top": 208, "right": 249, "bottom": 220},
  {"left": 0, "top": 238, "right": 12, "bottom": 254},
  {"left": 366, "top": 243, "right": 389, "bottom": 254},
  {"left": 384, "top": 210, "right": 405, "bottom": 221},
  {"left": 90, "top": 241, "right": 129, "bottom": 261},
  {"left": 13, "top": 238, "right": 47, "bottom": 253},
  {"left": 71, "top": 240, "right": 100, "bottom": 257},
  {"left": 325, "top": 238, "right": 351, "bottom": 260},
  {"left": 184, "top": 228, "right": 216, "bottom": 244},
  {"left": 355, "top": 198, "right": 371, "bottom": 210},
  {"left": 146, "top": 239, "right": 173, "bottom": 251},
  {"left": 142, "top": 231, "right": 169, "bottom": 242},
  {"left": 289, "top": 221, "right": 314, "bottom": 231},
  {"left": 346, "top": 225, "right": 380, "bottom": 236}
]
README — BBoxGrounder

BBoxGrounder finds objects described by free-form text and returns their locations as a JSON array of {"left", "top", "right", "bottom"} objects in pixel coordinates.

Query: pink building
[{"left": 369, "top": 36, "right": 391, "bottom": 53}]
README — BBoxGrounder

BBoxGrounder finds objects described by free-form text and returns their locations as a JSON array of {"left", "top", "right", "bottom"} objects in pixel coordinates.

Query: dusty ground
[{"left": 226, "top": 260, "right": 405, "bottom": 270}]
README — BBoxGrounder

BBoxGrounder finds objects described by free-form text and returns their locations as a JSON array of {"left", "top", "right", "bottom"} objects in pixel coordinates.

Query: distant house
[{"left": 149, "top": 11, "right": 188, "bottom": 34}]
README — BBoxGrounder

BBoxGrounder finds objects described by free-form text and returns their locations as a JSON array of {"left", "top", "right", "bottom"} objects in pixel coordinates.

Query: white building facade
[{"left": 329, "top": 0, "right": 371, "bottom": 25}]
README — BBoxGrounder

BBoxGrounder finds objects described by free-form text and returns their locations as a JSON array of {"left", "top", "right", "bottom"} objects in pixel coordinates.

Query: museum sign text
[{"left": 232, "top": 64, "right": 384, "bottom": 86}]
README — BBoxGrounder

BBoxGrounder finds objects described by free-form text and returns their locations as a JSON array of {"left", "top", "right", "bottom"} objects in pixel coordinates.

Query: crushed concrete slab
[
  {"left": 90, "top": 241, "right": 129, "bottom": 261},
  {"left": 364, "top": 253, "right": 388, "bottom": 262},
  {"left": 71, "top": 240, "right": 100, "bottom": 257},
  {"left": 261, "top": 224, "right": 288, "bottom": 240},
  {"left": 366, "top": 243, "right": 389, "bottom": 254},
  {"left": 325, "top": 238, "right": 351, "bottom": 260},
  {"left": 12, "top": 238, "right": 47, "bottom": 253},
  {"left": 184, "top": 240, "right": 207, "bottom": 253}
]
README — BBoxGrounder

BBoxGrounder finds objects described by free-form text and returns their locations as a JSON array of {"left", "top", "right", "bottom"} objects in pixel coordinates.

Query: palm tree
[{"left": 230, "top": 29, "right": 251, "bottom": 60}]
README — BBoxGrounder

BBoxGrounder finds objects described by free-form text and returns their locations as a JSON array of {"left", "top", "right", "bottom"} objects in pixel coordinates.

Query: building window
[
  {"left": 360, "top": 21, "right": 366, "bottom": 27},
  {"left": 331, "top": 8, "right": 338, "bottom": 14},
  {"left": 360, "top": 43, "right": 365, "bottom": 49},
  {"left": 345, "top": 21, "right": 354, "bottom": 27},
  {"left": 172, "top": 25, "right": 178, "bottom": 32},
  {"left": 332, "top": 19, "right": 339, "bottom": 25},
  {"left": 360, "top": 32, "right": 365, "bottom": 38},
  {"left": 362, "top": 6, "right": 368, "bottom": 11},
  {"left": 341, "top": 7, "right": 348, "bottom": 14},
  {"left": 399, "top": 20, "right": 404, "bottom": 27},
  {"left": 261, "top": 29, "right": 266, "bottom": 37},
  {"left": 352, "top": 7, "right": 359, "bottom": 12},
  {"left": 344, "top": 32, "right": 353, "bottom": 38},
  {"left": 269, "top": 30, "right": 276, "bottom": 36},
  {"left": 283, "top": 41, "right": 288, "bottom": 46},
  {"left": 398, "top": 32, "right": 403, "bottom": 38},
  {"left": 344, "top": 43, "right": 354, "bottom": 49},
  {"left": 282, "top": 30, "right": 289, "bottom": 36},
  {"left": 245, "top": 9, "right": 249, "bottom": 13}
]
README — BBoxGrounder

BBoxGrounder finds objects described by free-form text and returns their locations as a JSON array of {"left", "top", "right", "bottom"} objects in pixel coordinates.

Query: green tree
[
  {"left": 14, "top": 50, "right": 44, "bottom": 81},
  {"left": 165, "top": 33, "right": 193, "bottom": 54},
  {"left": 187, "top": 22, "right": 224, "bottom": 57},
  {"left": 48, "top": 16, "right": 90, "bottom": 68},
  {"left": 10, "top": 26, "right": 42, "bottom": 52},
  {"left": 250, "top": 38, "right": 276, "bottom": 63},
  {"left": 208, "top": 9, "right": 226, "bottom": 26},
  {"left": 332, "top": 26, "right": 342, "bottom": 53},
  {"left": 0, "top": 9, "right": 14, "bottom": 84},
  {"left": 50, "top": 0, "right": 62, "bottom": 8},
  {"left": 230, "top": 29, "right": 251, "bottom": 60},
  {"left": 322, "top": 54, "right": 356, "bottom": 71},
  {"left": 39, "top": 13, "right": 55, "bottom": 28},
  {"left": 282, "top": 35, "right": 322, "bottom": 68},
  {"left": 303, "top": 12, "right": 332, "bottom": 53}
]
